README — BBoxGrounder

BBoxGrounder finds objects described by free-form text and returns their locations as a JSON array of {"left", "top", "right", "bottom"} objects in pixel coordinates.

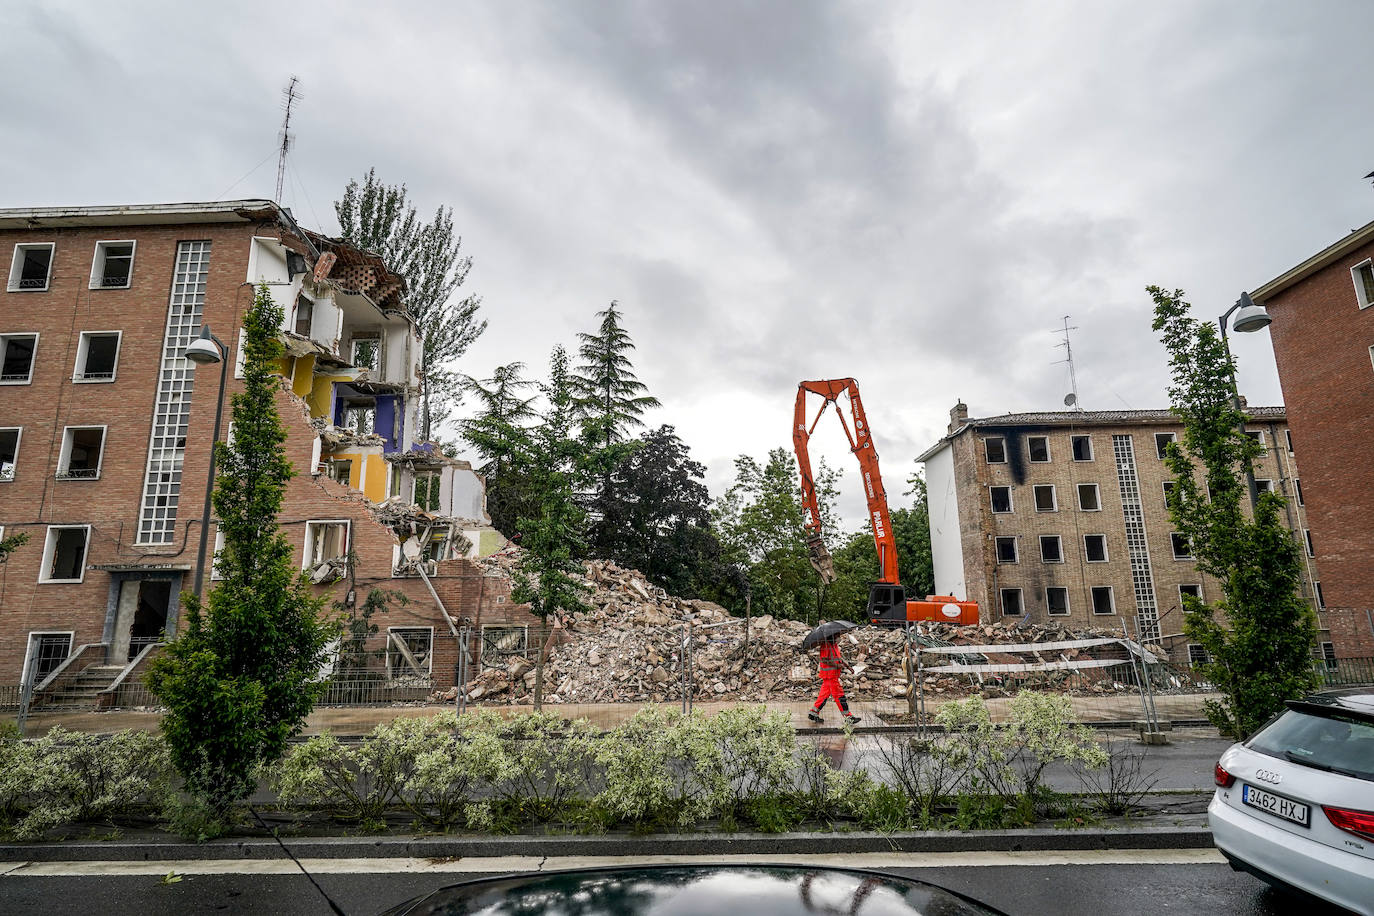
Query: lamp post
[
  {"left": 185, "top": 323, "right": 229, "bottom": 599},
  {"left": 1217, "top": 292, "right": 1273, "bottom": 511}
]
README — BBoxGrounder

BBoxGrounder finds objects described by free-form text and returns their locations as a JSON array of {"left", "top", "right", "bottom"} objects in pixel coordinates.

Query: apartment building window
[
  {"left": 413, "top": 471, "right": 442, "bottom": 511},
  {"left": 1027, "top": 436, "right": 1050, "bottom": 462},
  {"left": 984, "top": 437, "right": 1006, "bottom": 463},
  {"left": 1352, "top": 259, "right": 1374, "bottom": 309},
  {"left": 1045, "top": 586, "right": 1069, "bottom": 616},
  {"left": 1077, "top": 483, "right": 1101, "bottom": 511},
  {"left": 1083, "top": 534, "right": 1108, "bottom": 562},
  {"left": 1254, "top": 478, "right": 1273, "bottom": 495},
  {"left": 0, "top": 333, "right": 37, "bottom": 383},
  {"left": 1179, "top": 584, "right": 1202, "bottom": 605},
  {"left": 1294, "top": 478, "right": 1303, "bottom": 506},
  {"left": 1187, "top": 644, "right": 1211, "bottom": 668},
  {"left": 1304, "top": 529, "right": 1315, "bottom": 558},
  {"left": 1170, "top": 533, "right": 1192, "bottom": 559},
  {"left": 1154, "top": 432, "right": 1176, "bottom": 460},
  {"left": 7, "top": 243, "right": 54, "bottom": 291},
  {"left": 350, "top": 333, "right": 381, "bottom": 370},
  {"left": 303, "top": 520, "right": 349, "bottom": 569},
  {"left": 1244, "top": 430, "right": 1264, "bottom": 447},
  {"left": 341, "top": 398, "right": 376, "bottom": 435},
  {"left": 387, "top": 627, "right": 433, "bottom": 679},
  {"left": 1033, "top": 484, "right": 1057, "bottom": 512},
  {"left": 89, "top": 241, "right": 135, "bottom": 289},
  {"left": 1090, "top": 586, "right": 1115, "bottom": 615},
  {"left": 481, "top": 625, "right": 528, "bottom": 667},
  {"left": 1162, "top": 479, "right": 1176, "bottom": 507},
  {"left": 1321, "top": 642, "right": 1338, "bottom": 670},
  {"left": 999, "top": 588, "right": 1023, "bottom": 616},
  {"left": 294, "top": 293, "right": 314, "bottom": 337},
  {"left": 1039, "top": 535, "right": 1063, "bottom": 563},
  {"left": 73, "top": 331, "right": 121, "bottom": 382},
  {"left": 1316, "top": 581, "right": 1325, "bottom": 608},
  {"left": 57, "top": 427, "right": 106, "bottom": 479},
  {"left": 995, "top": 536, "right": 1018, "bottom": 563},
  {"left": 39, "top": 525, "right": 90, "bottom": 583},
  {"left": 0, "top": 427, "right": 18, "bottom": 481},
  {"left": 25, "top": 632, "right": 73, "bottom": 684},
  {"left": 989, "top": 486, "right": 1012, "bottom": 513},
  {"left": 328, "top": 459, "right": 353, "bottom": 486},
  {"left": 1284, "top": 429, "right": 1294, "bottom": 454},
  {"left": 1071, "top": 435, "right": 1092, "bottom": 461}
]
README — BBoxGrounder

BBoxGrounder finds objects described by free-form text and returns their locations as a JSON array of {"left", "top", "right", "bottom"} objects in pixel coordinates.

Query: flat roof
[{"left": 0, "top": 199, "right": 282, "bottom": 230}]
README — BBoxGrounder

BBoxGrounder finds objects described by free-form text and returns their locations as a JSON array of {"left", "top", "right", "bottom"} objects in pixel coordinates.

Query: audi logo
[{"left": 1254, "top": 769, "right": 1282, "bottom": 785}]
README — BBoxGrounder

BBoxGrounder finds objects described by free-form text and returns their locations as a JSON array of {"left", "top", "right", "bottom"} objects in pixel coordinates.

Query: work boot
[
  {"left": 807, "top": 710, "right": 824, "bottom": 724},
  {"left": 843, "top": 713, "right": 862, "bottom": 725}
]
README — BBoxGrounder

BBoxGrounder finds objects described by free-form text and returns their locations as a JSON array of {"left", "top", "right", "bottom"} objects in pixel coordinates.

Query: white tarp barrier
[
  {"left": 918, "top": 637, "right": 1123, "bottom": 655},
  {"left": 921, "top": 657, "right": 1131, "bottom": 674}
]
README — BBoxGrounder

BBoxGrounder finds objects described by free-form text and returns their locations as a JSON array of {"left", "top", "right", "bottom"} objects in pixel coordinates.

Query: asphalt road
[{"left": 0, "top": 851, "right": 1356, "bottom": 916}]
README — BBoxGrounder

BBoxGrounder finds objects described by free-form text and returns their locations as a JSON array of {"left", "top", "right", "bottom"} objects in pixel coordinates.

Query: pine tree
[
  {"left": 459, "top": 362, "right": 539, "bottom": 536},
  {"left": 510, "top": 347, "right": 591, "bottom": 710},
  {"left": 146, "top": 285, "right": 335, "bottom": 823},
  {"left": 335, "top": 169, "right": 485, "bottom": 440},
  {"left": 1150, "top": 286, "right": 1319, "bottom": 738}
]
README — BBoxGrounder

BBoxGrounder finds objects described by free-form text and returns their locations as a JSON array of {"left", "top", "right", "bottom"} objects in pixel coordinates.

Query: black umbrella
[{"left": 801, "top": 619, "right": 857, "bottom": 651}]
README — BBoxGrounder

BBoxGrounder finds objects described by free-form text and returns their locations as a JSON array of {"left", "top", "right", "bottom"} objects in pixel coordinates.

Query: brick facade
[{"left": 1253, "top": 230, "right": 1374, "bottom": 658}]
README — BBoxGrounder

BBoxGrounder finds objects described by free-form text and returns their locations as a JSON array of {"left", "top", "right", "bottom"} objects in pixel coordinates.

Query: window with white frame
[
  {"left": 1090, "top": 585, "right": 1115, "bottom": 615},
  {"left": 1316, "top": 581, "right": 1325, "bottom": 608},
  {"left": 1284, "top": 429, "right": 1294, "bottom": 454},
  {"left": 995, "top": 536, "right": 1018, "bottom": 563},
  {"left": 8, "top": 243, "right": 54, "bottom": 291},
  {"left": 1162, "top": 479, "right": 1176, "bottom": 507},
  {"left": 989, "top": 486, "right": 1012, "bottom": 513},
  {"left": 1045, "top": 586, "right": 1070, "bottom": 616},
  {"left": 1155, "top": 432, "right": 1176, "bottom": 460},
  {"left": 350, "top": 332, "right": 381, "bottom": 370},
  {"left": 413, "top": 470, "right": 441, "bottom": 511},
  {"left": 1353, "top": 259, "right": 1374, "bottom": 309},
  {"left": 1304, "top": 529, "right": 1315, "bottom": 558},
  {"left": 25, "top": 632, "right": 73, "bottom": 684},
  {"left": 1033, "top": 484, "right": 1057, "bottom": 512},
  {"left": 1027, "top": 436, "right": 1050, "bottom": 462},
  {"left": 1071, "top": 435, "right": 1092, "bottom": 461},
  {"left": 211, "top": 529, "right": 225, "bottom": 581},
  {"left": 387, "top": 627, "right": 433, "bottom": 679},
  {"left": 1294, "top": 478, "right": 1304, "bottom": 506},
  {"left": 89, "top": 241, "right": 135, "bottom": 289},
  {"left": 73, "top": 331, "right": 121, "bottom": 382},
  {"left": 0, "top": 333, "right": 37, "bottom": 383},
  {"left": 1083, "top": 534, "right": 1108, "bottom": 562},
  {"left": 293, "top": 293, "right": 314, "bottom": 337},
  {"left": 1244, "top": 429, "right": 1263, "bottom": 447},
  {"left": 1254, "top": 478, "right": 1273, "bottom": 495},
  {"left": 1170, "top": 533, "right": 1193, "bottom": 559},
  {"left": 0, "top": 427, "right": 19, "bottom": 481},
  {"left": 1077, "top": 483, "right": 1101, "bottom": 511},
  {"left": 56, "top": 426, "right": 106, "bottom": 479},
  {"left": 1187, "top": 644, "right": 1211, "bottom": 668},
  {"left": 303, "top": 520, "right": 349, "bottom": 569},
  {"left": 39, "top": 525, "right": 90, "bottom": 583},
  {"left": 1179, "top": 583, "right": 1202, "bottom": 605},
  {"left": 984, "top": 437, "right": 1006, "bottom": 463},
  {"left": 1039, "top": 534, "right": 1063, "bottom": 563},
  {"left": 999, "top": 588, "right": 1023, "bottom": 616}
]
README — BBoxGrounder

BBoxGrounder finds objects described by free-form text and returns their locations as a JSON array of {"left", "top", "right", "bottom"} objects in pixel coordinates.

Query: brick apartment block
[
  {"left": 0, "top": 200, "right": 537, "bottom": 702},
  {"left": 1251, "top": 222, "right": 1374, "bottom": 658},
  {"left": 920, "top": 403, "right": 1331, "bottom": 666}
]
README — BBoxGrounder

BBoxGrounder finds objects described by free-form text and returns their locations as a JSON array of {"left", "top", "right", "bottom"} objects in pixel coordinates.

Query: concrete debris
[{"left": 436, "top": 552, "right": 1171, "bottom": 706}]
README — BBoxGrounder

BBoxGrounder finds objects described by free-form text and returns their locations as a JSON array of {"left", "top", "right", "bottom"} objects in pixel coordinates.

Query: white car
[{"left": 1209, "top": 687, "right": 1374, "bottom": 913}]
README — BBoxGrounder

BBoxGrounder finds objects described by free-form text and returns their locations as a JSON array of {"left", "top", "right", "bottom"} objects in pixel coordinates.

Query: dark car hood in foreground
[{"left": 380, "top": 864, "right": 1006, "bottom": 916}]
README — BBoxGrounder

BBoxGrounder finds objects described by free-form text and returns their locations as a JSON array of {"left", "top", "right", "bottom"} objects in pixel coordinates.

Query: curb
[{"left": 0, "top": 826, "right": 1215, "bottom": 862}]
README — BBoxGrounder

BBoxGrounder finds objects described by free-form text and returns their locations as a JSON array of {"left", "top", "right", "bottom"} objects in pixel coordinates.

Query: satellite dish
[{"left": 1063, "top": 393, "right": 1077, "bottom": 407}]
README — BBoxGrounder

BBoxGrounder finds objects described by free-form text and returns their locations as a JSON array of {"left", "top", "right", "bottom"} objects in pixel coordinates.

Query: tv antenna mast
[
  {"left": 275, "top": 76, "right": 301, "bottom": 203},
  {"left": 1053, "top": 315, "right": 1083, "bottom": 411}
]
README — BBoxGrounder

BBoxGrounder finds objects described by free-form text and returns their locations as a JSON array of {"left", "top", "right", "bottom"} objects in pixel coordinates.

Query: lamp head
[
  {"left": 1231, "top": 292, "right": 1272, "bottom": 334},
  {"left": 185, "top": 324, "right": 223, "bottom": 365}
]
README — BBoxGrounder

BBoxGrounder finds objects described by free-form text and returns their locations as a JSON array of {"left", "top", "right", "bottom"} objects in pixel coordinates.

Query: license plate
[{"left": 1242, "top": 783, "right": 1310, "bottom": 827}]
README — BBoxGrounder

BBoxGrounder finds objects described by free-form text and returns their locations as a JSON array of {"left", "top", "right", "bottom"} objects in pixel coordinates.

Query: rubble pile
[{"left": 450, "top": 552, "right": 1167, "bottom": 705}]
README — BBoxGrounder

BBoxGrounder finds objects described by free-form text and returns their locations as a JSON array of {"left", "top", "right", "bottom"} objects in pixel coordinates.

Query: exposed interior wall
[{"left": 924, "top": 444, "right": 966, "bottom": 599}]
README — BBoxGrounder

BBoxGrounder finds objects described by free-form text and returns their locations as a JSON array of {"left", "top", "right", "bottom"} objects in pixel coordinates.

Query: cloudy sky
[{"left": 5, "top": 1, "right": 1372, "bottom": 529}]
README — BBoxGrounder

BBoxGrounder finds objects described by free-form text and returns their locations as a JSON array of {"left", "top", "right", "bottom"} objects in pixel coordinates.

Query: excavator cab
[{"left": 867, "top": 583, "right": 908, "bottom": 625}]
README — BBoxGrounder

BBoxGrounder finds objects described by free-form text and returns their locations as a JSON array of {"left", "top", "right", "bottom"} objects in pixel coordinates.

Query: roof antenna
[
  {"left": 1052, "top": 315, "right": 1083, "bottom": 411},
  {"left": 275, "top": 76, "right": 301, "bottom": 204}
]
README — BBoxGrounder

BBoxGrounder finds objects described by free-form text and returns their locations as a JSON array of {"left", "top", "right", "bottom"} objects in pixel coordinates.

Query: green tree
[
  {"left": 459, "top": 362, "right": 539, "bottom": 537},
  {"left": 595, "top": 425, "right": 720, "bottom": 597},
  {"left": 335, "top": 168, "right": 486, "bottom": 440},
  {"left": 1150, "top": 286, "right": 1319, "bottom": 738},
  {"left": 146, "top": 285, "right": 336, "bottom": 823},
  {"left": 510, "top": 346, "right": 592, "bottom": 710},
  {"left": 0, "top": 530, "right": 28, "bottom": 565}
]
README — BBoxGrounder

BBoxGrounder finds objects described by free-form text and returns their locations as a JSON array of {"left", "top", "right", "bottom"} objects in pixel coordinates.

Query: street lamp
[
  {"left": 186, "top": 323, "right": 229, "bottom": 599},
  {"left": 1217, "top": 292, "right": 1273, "bottom": 510}
]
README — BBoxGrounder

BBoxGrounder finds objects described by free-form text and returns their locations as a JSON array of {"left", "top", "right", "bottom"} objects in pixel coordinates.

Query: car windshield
[{"left": 1248, "top": 708, "right": 1374, "bottom": 781}]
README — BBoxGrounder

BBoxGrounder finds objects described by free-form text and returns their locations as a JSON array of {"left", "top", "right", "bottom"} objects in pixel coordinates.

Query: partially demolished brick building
[{"left": 0, "top": 200, "right": 528, "bottom": 705}]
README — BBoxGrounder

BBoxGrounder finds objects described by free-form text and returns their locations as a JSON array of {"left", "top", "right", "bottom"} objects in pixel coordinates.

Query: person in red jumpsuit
[{"left": 808, "top": 635, "right": 861, "bottom": 724}]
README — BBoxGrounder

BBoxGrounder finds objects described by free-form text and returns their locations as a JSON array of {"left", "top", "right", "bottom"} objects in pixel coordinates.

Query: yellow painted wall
[
  {"left": 361, "top": 454, "right": 387, "bottom": 503},
  {"left": 292, "top": 354, "right": 317, "bottom": 398},
  {"left": 308, "top": 372, "right": 351, "bottom": 419},
  {"left": 330, "top": 452, "right": 363, "bottom": 490}
]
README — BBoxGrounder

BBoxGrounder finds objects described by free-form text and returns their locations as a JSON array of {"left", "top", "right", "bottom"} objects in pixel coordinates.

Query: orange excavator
[{"left": 794, "top": 378, "right": 978, "bottom": 626}]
